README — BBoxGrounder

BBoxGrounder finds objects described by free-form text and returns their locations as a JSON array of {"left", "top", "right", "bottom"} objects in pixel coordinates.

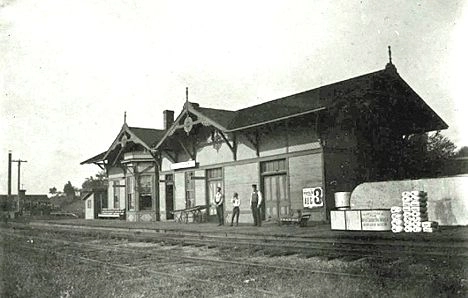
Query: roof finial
[
  {"left": 388, "top": 45, "right": 392, "bottom": 64},
  {"left": 186, "top": 87, "right": 189, "bottom": 103},
  {"left": 124, "top": 111, "right": 127, "bottom": 124},
  {"left": 385, "top": 45, "right": 397, "bottom": 73}
]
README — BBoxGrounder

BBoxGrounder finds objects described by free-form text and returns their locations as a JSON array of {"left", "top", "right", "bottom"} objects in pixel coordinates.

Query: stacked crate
[{"left": 390, "top": 206, "right": 404, "bottom": 233}]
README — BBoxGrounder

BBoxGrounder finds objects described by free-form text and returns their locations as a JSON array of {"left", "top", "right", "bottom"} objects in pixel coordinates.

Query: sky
[{"left": 1, "top": 0, "right": 467, "bottom": 194}]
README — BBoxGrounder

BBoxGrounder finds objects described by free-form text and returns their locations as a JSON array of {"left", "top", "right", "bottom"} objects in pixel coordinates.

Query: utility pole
[
  {"left": 12, "top": 158, "right": 27, "bottom": 213},
  {"left": 12, "top": 158, "right": 27, "bottom": 193},
  {"left": 7, "top": 151, "right": 12, "bottom": 199}
]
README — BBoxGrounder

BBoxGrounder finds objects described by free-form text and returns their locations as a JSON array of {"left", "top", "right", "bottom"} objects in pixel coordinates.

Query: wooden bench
[
  {"left": 279, "top": 213, "right": 311, "bottom": 227},
  {"left": 98, "top": 209, "right": 125, "bottom": 219}
]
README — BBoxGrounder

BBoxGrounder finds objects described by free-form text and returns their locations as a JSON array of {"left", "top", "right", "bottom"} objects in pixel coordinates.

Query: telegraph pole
[
  {"left": 11, "top": 157, "right": 27, "bottom": 213},
  {"left": 7, "top": 151, "right": 12, "bottom": 199},
  {"left": 12, "top": 158, "right": 27, "bottom": 194}
]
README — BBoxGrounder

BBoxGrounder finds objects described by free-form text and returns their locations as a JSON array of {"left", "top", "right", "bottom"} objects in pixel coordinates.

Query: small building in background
[
  {"left": 81, "top": 187, "right": 108, "bottom": 219},
  {"left": 1, "top": 191, "right": 50, "bottom": 217}
]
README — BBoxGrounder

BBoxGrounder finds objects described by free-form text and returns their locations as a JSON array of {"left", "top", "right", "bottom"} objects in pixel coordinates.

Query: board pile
[{"left": 390, "top": 191, "right": 439, "bottom": 233}]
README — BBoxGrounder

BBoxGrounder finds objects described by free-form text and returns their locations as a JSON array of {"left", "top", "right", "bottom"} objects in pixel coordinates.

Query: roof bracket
[
  {"left": 176, "top": 139, "right": 195, "bottom": 160},
  {"left": 244, "top": 131, "right": 260, "bottom": 157},
  {"left": 217, "top": 130, "right": 237, "bottom": 161}
]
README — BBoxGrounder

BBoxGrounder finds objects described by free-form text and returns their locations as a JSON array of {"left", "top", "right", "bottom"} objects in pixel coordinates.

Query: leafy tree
[
  {"left": 455, "top": 146, "right": 468, "bottom": 157},
  {"left": 63, "top": 181, "right": 75, "bottom": 198},
  {"left": 399, "top": 131, "right": 457, "bottom": 178},
  {"left": 81, "top": 171, "right": 108, "bottom": 190},
  {"left": 49, "top": 187, "right": 57, "bottom": 194}
]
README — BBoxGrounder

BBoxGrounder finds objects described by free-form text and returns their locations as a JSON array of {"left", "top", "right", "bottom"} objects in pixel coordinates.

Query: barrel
[{"left": 334, "top": 192, "right": 351, "bottom": 210}]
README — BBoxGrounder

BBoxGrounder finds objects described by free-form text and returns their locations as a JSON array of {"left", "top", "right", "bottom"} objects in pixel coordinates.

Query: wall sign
[
  {"left": 360, "top": 210, "right": 391, "bottom": 231},
  {"left": 170, "top": 160, "right": 196, "bottom": 170},
  {"left": 303, "top": 187, "right": 324, "bottom": 208}
]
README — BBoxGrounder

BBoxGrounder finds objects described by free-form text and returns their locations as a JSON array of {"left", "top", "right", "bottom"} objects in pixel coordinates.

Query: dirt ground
[{"left": 1, "top": 227, "right": 467, "bottom": 298}]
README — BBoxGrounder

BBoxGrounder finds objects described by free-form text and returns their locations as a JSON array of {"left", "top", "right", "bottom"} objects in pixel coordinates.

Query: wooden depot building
[{"left": 82, "top": 56, "right": 447, "bottom": 223}]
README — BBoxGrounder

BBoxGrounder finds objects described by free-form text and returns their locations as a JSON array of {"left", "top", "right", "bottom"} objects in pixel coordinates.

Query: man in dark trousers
[
  {"left": 250, "top": 184, "right": 263, "bottom": 226},
  {"left": 231, "top": 192, "right": 240, "bottom": 226},
  {"left": 214, "top": 187, "right": 224, "bottom": 226}
]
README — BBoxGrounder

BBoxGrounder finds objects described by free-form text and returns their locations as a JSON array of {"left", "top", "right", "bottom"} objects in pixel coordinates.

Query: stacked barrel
[
  {"left": 402, "top": 191, "right": 428, "bottom": 232},
  {"left": 390, "top": 191, "right": 439, "bottom": 233},
  {"left": 390, "top": 206, "right": 404, "bottom": 233}
]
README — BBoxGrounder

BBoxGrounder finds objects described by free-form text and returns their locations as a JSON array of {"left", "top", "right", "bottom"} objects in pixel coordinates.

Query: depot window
[{"left": 138, "top": 175, "right": 153, "bottom": 210}]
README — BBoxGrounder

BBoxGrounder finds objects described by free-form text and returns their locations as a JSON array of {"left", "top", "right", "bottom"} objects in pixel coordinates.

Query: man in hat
[
  {"left": 250, "top": 184, "right": 263, "bottom": 226},
  {"left": 214, "top": 187, "right": 224, "bottom": 226},
  {"left": 231, "top": 192, "right": 240, "bottom": 226}
]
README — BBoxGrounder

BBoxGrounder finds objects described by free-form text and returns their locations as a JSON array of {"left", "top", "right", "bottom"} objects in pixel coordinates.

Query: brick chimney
[{"left": 163, "top": 110, "right": 174, "bottom": 130}]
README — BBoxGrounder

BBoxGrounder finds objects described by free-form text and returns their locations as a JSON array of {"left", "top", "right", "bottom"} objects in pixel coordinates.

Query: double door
[
  {"left": 207, "top": 180, "right": 223, "bottom": 218},
  {"left": 263, "top": 174, "right": 289, "bottom": 219}
]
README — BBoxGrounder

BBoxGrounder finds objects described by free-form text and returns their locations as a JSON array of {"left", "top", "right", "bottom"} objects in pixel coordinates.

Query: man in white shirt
[
  {"left": 214, "top": 187, "right": 224, "bottom": 226},
  {"left": 250, "top": 184, "right": 263, "bottom": 226},
  {"left": 230, "top": 192, "right": 240, "bottom": 226}
]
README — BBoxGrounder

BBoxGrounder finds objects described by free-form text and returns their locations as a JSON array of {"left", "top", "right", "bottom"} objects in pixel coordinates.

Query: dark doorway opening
[{"left": 165, "top": 174, "right": 174, "bottom": 220}]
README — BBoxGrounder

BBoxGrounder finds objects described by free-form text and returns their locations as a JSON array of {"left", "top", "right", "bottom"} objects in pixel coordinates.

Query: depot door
[
  {"left": 206, "top": 168, "right": 223, "bottom": 221},
  {"left": 263, "top": 175, "right": 289, "bottom": 219},
  {"left": 261, "top": 159, "right": 289, "bottom": 219},
  {"left": 165, "top": 174, "right": 174, "bottom": 220}
]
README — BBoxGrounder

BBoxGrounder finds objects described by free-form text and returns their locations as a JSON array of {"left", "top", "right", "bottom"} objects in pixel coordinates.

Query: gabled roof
[
  {"left": 155, "top": 65, "right": 447, "bottom": 146},
  {"left": 81, "top": 124, "right": 165, "bottom": 165},
  {"left": 225, "top": 70, "right": 383, "bottom": 131},
  {"left": 192, "top": 106, "right": 237, "bottom": 129},
  {"left": 129, "top": 127, "right": 166, "bottom": 148}
]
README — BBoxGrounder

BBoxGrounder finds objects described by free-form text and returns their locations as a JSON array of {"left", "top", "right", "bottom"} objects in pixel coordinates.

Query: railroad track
[
  {"left": 0, "top": 227, "right": 450, "bottom": 283},
  {"left": 12, "top": 222, "right": 468, "bottom": 260},
  {"left": 3, "top": 224, "right": 467, "bottom": 297}
]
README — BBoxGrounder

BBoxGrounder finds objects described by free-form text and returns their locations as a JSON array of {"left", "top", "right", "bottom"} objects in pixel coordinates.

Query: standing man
[
  {"left": 250, "top": 184, "right": 263, "bottom": 226},
  {"left": 231, "top": 192, "right": 240, "bottom": 226},
  {"left": 214, "top": 187, "right": 224, "bottom": 226}
]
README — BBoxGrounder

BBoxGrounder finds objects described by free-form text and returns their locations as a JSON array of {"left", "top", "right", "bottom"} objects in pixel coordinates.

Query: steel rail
[
  {"left": 29, "top": 225, "right": 468, "bottom": 259},
  {"left": 4, "top": 236, "right": 278, "bottom": 297},
  {"left": 0, "top": 229, "right": 450, "bottom": 282}
]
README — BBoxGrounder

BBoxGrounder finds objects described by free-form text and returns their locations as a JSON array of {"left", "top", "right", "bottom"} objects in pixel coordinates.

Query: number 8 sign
[{"left": 303, "top": 187, "right": 324, "bottom": 208}]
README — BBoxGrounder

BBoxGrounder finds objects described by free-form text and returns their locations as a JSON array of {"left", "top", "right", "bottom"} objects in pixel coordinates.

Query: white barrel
[
  {"left": 390, "top": 206, "right": 403, "bottom": 214},
  {"left": 334, "top": 192, "right": 351, "bottom": 210},
  {"left": 391, "top": 213, "right": 403, "bottom": 220}
]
